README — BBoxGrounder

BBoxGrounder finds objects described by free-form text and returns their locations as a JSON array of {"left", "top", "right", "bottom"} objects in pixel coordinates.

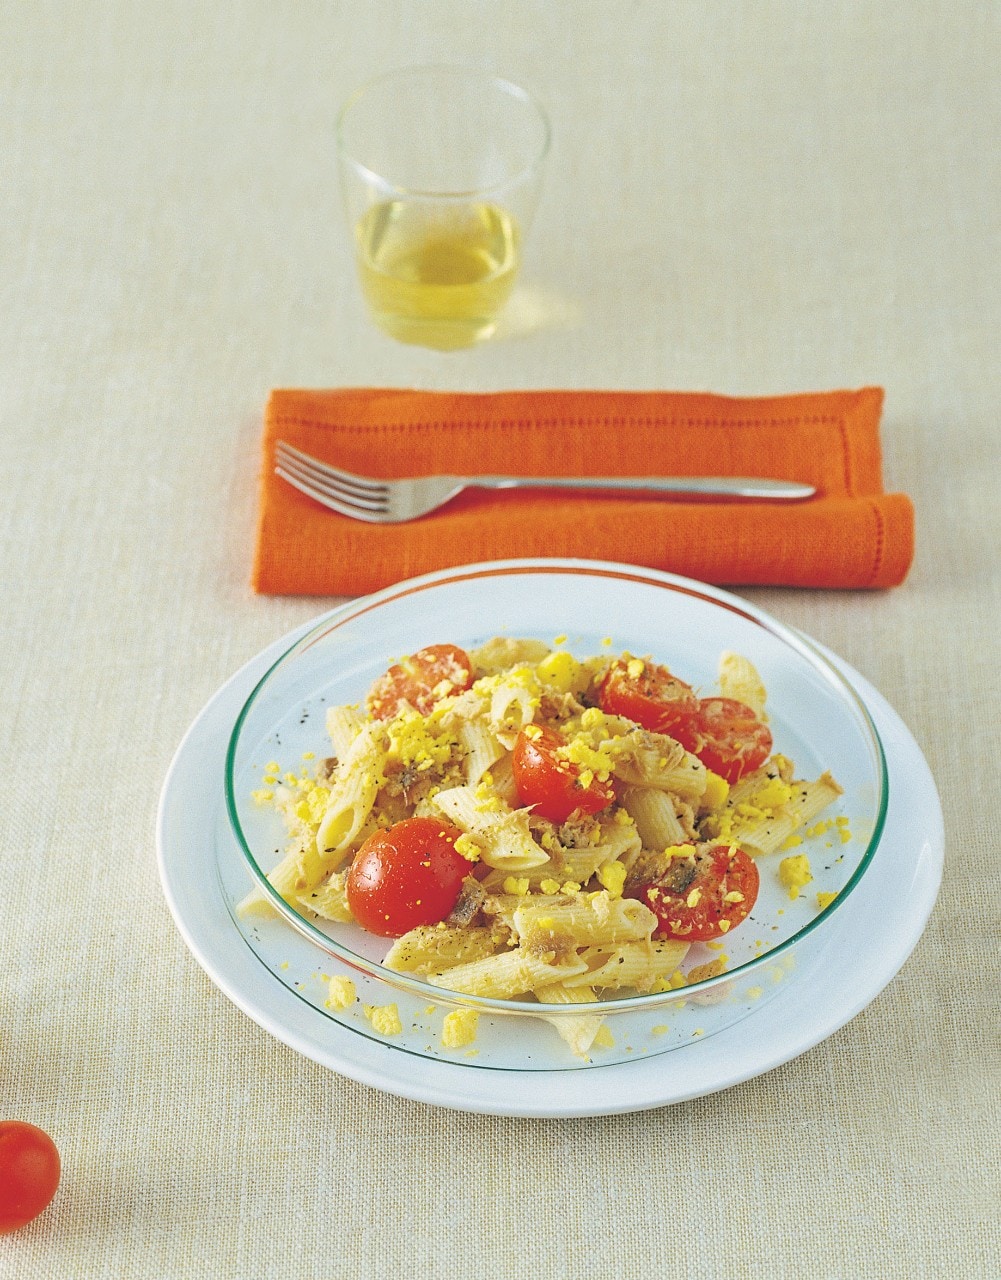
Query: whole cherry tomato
[
  {"left": 346, "top": 817, "right": 471, "bottom": 937},
  {"left": 0, "top": 1121, "right": 60, "bottom": 1234}
]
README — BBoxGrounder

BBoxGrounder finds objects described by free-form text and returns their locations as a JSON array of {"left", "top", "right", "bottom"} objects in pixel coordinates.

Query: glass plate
[
  {"left": 223, "top": 561, "right": 887, "bottom": 1068},
  {"left": 157, "top": 569, "right": 943, "bottom": 1114}
]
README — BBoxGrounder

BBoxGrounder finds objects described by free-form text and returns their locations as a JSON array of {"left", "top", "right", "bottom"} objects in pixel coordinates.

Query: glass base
[{"left": 368, "top": 310, "right": 499, "bottom": 351}]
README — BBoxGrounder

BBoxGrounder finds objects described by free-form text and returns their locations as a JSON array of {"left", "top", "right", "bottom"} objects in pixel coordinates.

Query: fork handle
[{"left": 469, "top": 475, "right": 815, "bottom": 500}]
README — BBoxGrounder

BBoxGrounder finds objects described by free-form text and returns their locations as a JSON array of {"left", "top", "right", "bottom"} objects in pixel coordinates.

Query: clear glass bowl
[{"left": 225, "top": 560, "right": 887, "bottom": 1069}]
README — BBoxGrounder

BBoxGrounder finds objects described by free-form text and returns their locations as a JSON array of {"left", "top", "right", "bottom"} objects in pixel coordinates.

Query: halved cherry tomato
[
  {"left": 367, "top": 643, "right": 474, "bottom": 720},
  {"left": 345, "top": 817, "right": 471, "bottom": 937},
  {"left": 597, "top": 659, "right": 698, "bottom": 740},
  {"left": 0, "top": 1121, "right": 60, "bottom": 1235},
  {"left": 512, "top": 725, "right": 615, "bottom": 824},
  {"left": 630, "top": 843, "right": 760, "bottom": 942},
  {"left": 676, "top": 697, "right": 772, "bottom": 785}
]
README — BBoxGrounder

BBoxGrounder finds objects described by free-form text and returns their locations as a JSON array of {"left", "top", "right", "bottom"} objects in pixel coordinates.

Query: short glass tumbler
[{"left": 336, "top": 66, "right": 550, "bottom": 350}]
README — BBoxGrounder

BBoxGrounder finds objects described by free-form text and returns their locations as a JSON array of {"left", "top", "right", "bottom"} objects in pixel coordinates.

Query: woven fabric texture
[{"left": 0, "top": 2, "right": 996, "bottom": 1277}]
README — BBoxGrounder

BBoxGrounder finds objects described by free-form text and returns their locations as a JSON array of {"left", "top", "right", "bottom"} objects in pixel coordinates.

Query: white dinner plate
[{"left": 156, "top": 562, "right": 943, "bottom": 1117}]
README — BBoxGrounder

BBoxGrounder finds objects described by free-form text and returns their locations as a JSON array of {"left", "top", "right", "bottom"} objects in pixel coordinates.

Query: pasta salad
[{"left": 242, "top": 636, "right": 843, "bottom": 1049}]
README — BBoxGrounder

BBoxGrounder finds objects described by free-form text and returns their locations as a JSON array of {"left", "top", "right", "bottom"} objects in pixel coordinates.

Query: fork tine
[
  {"left": 274, "top": 464, "right": 389, "bottom": 522},
  {"left": 275, "top": 442, "right": 388, "bottom": 498},
  {"left": 275, "top": 453, "right": 389, "bottom": 513}
]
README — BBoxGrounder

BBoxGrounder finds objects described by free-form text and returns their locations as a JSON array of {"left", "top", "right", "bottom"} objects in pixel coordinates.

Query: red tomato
[
  {"left": 677, "top": 697, "right": 773, "bottom": 784},
  {"left": 631, "top": 843, "right": 760, "bottom": 942},
  {"left": 597, "top": 659, "right": 698, "bottom": 740},
  {"left": 512, "top": 725, "right": 615, "bottom": 824},
  {"left": 345, "top": 817, "right": 471, "bottom": 937},
  {"left": 0, "top": 1121, "right": 60, "bottom": 1235},
  {"left": 367, "top": 644, "right": 474, "bottom": 720}
]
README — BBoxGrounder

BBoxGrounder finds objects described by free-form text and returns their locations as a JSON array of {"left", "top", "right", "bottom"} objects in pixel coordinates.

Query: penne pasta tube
[
  {"left": 726, "top": 755, "right": 794, "bottom": 806},
  {"left": 456, "top": 718, "right": 506, "bottom": 786},
  {"left": 705, "top": 771, "right": 844, "bottom": 856},
  {"left": 618, "top": 786, "right": 690, "bottom": 850},
  {"left": 533, "top": 982, "right": 607, "bottom": 1057},
  {"left": 487, "top": 666, "right": 542, "bottom": 746},
  {"left": 425, "top": 949, "right": 588, "bottom": 999},
  {"left": 314, "top": 724, "right": 385, "bottom": 867},
  {"left": 325, "top": 704, "right": 366, "bottom": 758},
  {"left": 295, "top": 871, "right": 353, "bottom": 923},
  {"left": 513, "top": 892, "right": 657, "bottom": 947},
  {"left": 432, "top": 785, "right": 550, "bottom": 870},
  {"left": 384, "top": 925, "right": 504, "bottom": 974},
  {"left": 562, "top": 939, "right": 690, "bottom": 992}
]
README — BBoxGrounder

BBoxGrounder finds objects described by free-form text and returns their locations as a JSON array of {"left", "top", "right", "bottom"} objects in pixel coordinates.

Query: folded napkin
[{"left": 252, "top": 386, "right": 914, "bottom": 596}]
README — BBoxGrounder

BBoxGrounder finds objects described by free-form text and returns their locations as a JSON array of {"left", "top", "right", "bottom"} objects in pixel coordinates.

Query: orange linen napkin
[{"left": 252, "top": 386, "right": 914, "bottom": 596}]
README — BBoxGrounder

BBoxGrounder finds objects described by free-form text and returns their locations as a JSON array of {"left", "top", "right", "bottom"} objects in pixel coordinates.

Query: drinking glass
[{"left": 336, "top": 66, "right": 550, "bottom": 350}]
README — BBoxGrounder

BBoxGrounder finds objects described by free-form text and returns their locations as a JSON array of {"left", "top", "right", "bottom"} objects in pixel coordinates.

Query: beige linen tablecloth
[{"left": 1, "top": 2, "right": 997, "bottom": 1276}]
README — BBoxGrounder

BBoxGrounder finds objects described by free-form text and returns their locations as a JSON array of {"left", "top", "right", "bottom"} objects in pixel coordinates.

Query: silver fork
[{"left": 274, "top": 440, "right": 815, "bottom": 524}]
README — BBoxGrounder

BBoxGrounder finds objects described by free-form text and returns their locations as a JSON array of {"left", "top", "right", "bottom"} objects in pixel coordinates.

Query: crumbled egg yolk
[
  {"left": 535, "top": 649, "right": 581, "bottom": 693},
  {"left": 293, "top": 784, "right": 331, "bottom": 825},
  {"left": 453, "top": 833, "right": 482, "bottom": 863},
  {"left": 664, "top": 844, "right": 695, "bottom": 859},
  {"left": 557, "top": 735, "right": 615, "bottom": 783},
  {"left": 779, "top": 853, "right": 813, "bottom": 899},
  {"left": 753, "top": 777, "right": 794, "bottom": 808},
  {"left": 385, "top": 708, "right": 456, "bottom": 773},
  {"left": 538, "top": 829, "right": 561, "bottom": 854},
  {"left": 706, "top": 795, "right": 800, "bottom": 844},
  {"left": 325, "top": 975, "right": 356, "bottom": 1010},
  {"left": 441, "top": 1008, "right": 479, "bottom": 1049},
  {"left": 363, "top": 1003, "right": 403, "bottom": 1036},
  {"left": 473, "top": 775, "right": 502, "bottom": 813},
  {"left": 596, "top": 861, "right": 626, "bottom": 898},
  {"left": 502, "top": 876, "right": 531, "bottom": 896},
  {"left": 816, "top": 890, "right": 838, "bottom": 910}
]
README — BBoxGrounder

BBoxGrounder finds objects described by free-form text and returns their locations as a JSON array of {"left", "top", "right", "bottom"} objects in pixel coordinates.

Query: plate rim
[{"left": 156, "top": 562, "right": 943, "bottom": 1116}]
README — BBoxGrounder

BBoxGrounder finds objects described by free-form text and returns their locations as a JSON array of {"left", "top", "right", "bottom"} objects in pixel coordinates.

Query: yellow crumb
[
  {"left": 442, "top": 1008, "right": 479, "bottom": 1049},
  {"left": 596, "top": 860, "right": 626, "bottom": 898},
  {"left": 325, "top": 975, "right": 356, "bottom": 1010},
  {"left": 779, "top": 853, "right": 813, "bottom": 899},
  {"left": 453, "top": 833, "right": 482, "bottom": 863},
  {"left": 362, "top": 1003, "right": 402, "bottom": 1036}
]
